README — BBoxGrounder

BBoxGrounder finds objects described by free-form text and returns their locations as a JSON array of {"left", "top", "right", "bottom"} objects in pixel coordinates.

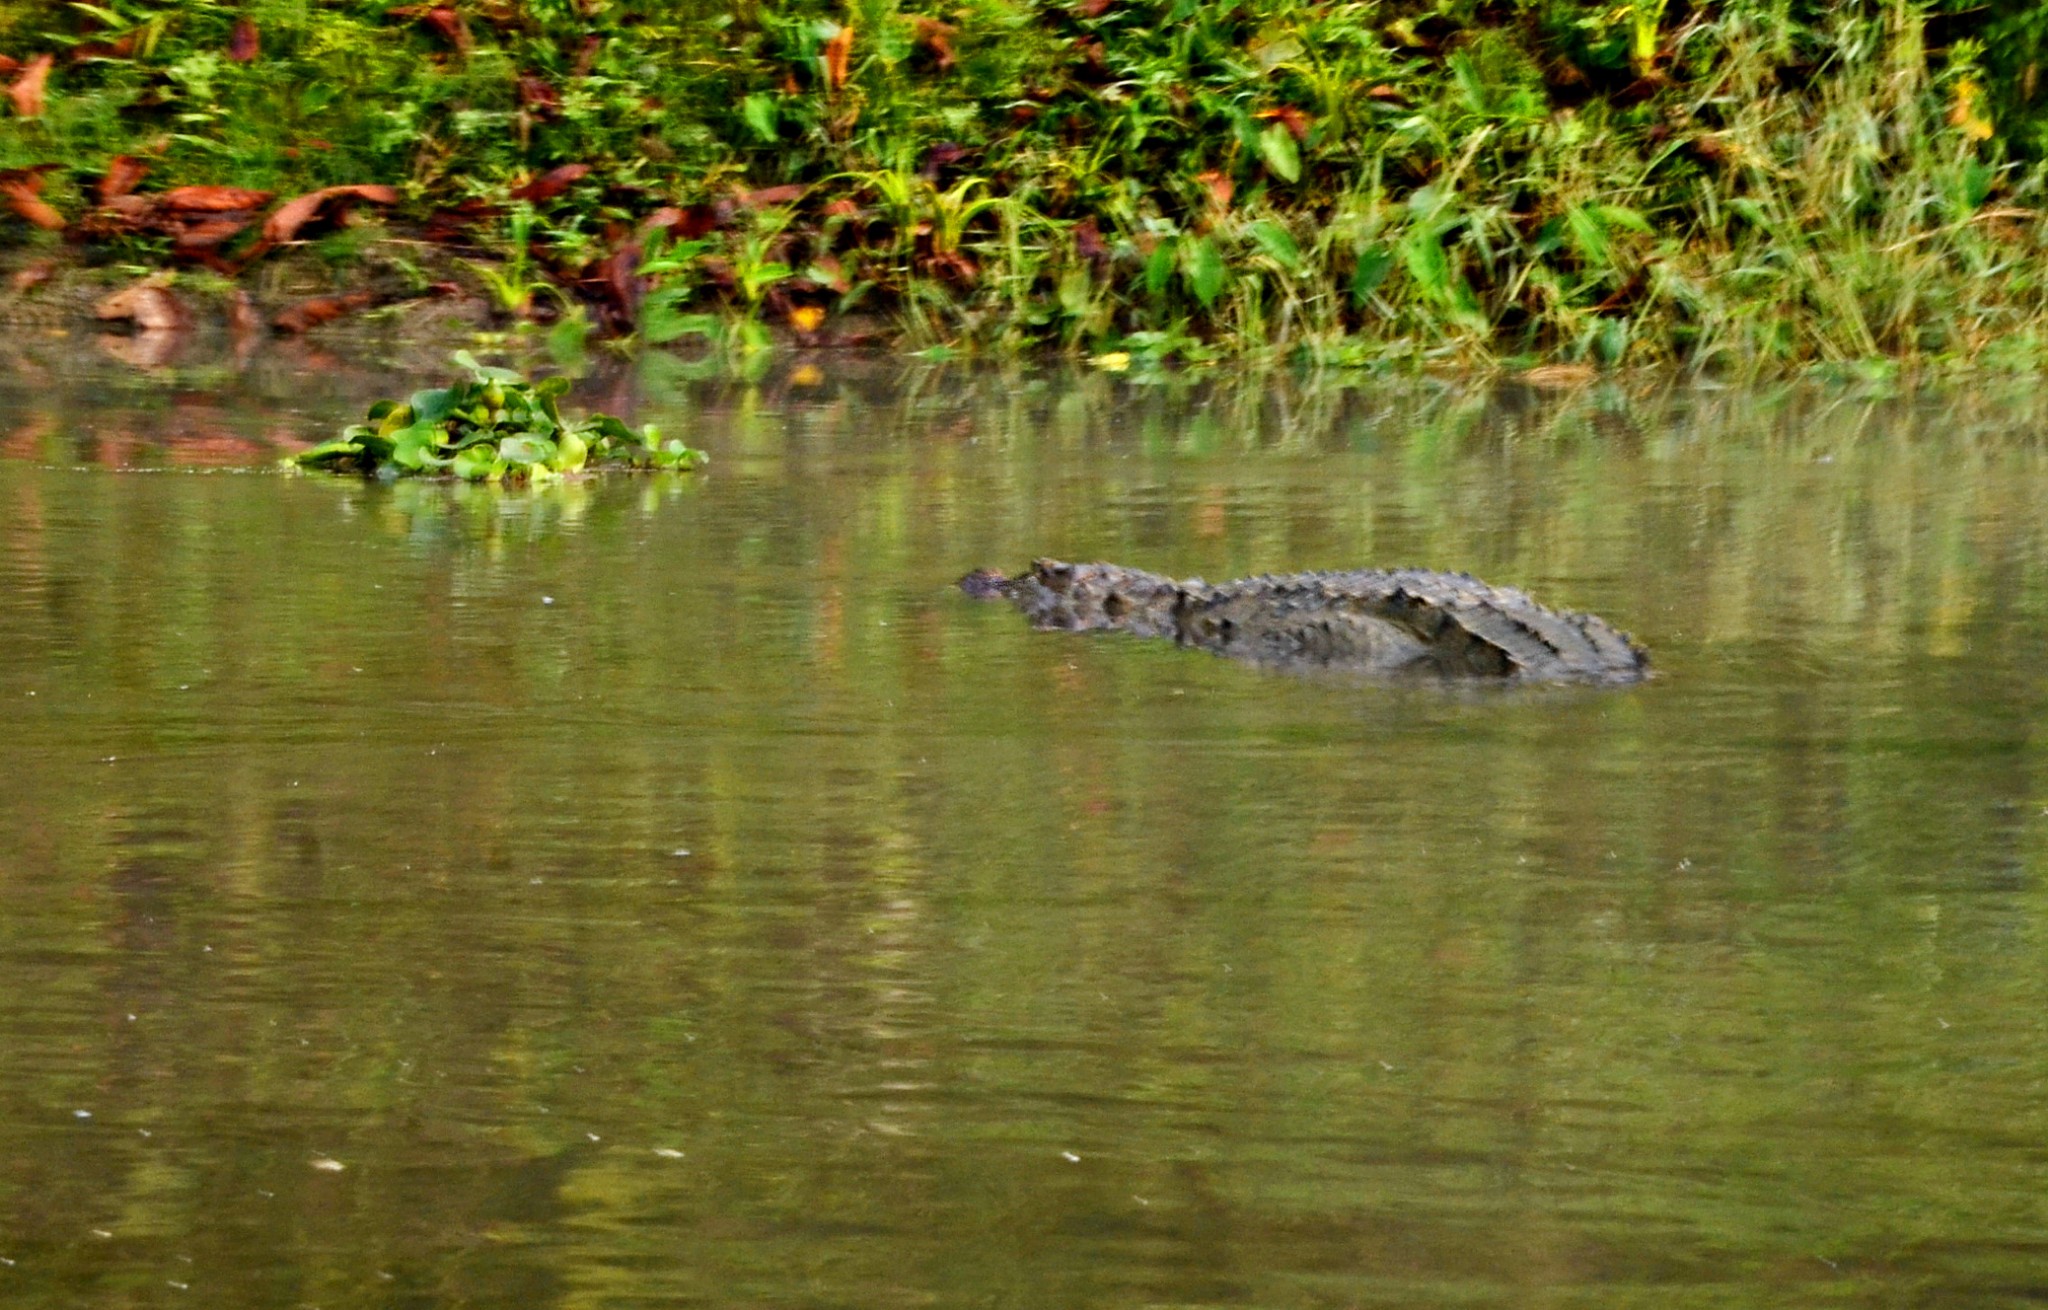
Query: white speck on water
[
  {"left": 1061, "top": 1151, "right": 1081, "bottom": 1163},
  {"left": 653, "top": 1148, "right": 685, "bottom": 1159},
  {"left": 310, "top": 1158, "right": 345, "bottom": 1172},
  {"left": 73, "top": 1109, "right": 91, "bottom": 1119}
]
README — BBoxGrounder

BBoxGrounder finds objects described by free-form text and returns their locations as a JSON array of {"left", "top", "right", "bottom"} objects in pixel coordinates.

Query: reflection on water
[{"left": 2, "top": 358, "right": 2048, "bottom": 1307}]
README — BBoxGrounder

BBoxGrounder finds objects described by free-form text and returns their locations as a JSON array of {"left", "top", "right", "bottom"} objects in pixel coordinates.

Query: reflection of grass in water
[{"left": 372, "top": 470, "right": 703, "bottom": 552}]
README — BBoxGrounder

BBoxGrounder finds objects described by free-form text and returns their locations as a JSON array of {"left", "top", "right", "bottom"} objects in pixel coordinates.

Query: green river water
[{"left": 1, "top": 352, "right": 2046, "bottom": 1307}]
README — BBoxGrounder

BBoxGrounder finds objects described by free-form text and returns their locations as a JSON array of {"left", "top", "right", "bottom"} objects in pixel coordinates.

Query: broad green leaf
[
  {"left": 1350, "top": 244, "right": 1393, "bottom": 304},
  {"left": 1183, "top": 237, "right": 1227, "bottom": 307},
  {"left": 293, "top": 438, "right": 363, "bottom": 467},
  {"left": 1565, "top": 204, "right": 1612, "bottom": 270},
  {"left": 742, "top": 93, "right": 779, "bottom": 143},
  {"left": 451, "top": 445, "right": 498, "bottom": 481},
  {"left": 1246, "top": 220, "right": 1301, "bottom": 271},
  {"left": 1400, "top": 226, "right": 1451, "bottom": 301},
  {"left": 409, "top": 387, "right": 459, "bottom": 424},
  {"left": 1257, "top": 123, "right": 1300, "bottom": 183},
  {"left": 1144, "top": 238, "right": 1177, "bottom": 297},
  {"left": 553, "top": 430, "right": 589, "bottom": 472},
  {"left": 497, "top": 435, "right": 557, "bottom": 467},
  {"left": 389, "top": 424, "right": 443, "bottom": 471}
]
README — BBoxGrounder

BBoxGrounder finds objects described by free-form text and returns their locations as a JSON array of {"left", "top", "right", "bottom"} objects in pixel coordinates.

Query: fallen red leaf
[
  {"left": 228, "top": 17, "right": 260, "bottom": 62},
  {"left": 0, "top": 169, "right": 63, "bottom": 231},
  {"left": 517, "top": 75, "right": 559, "bottom": 112},
  {"left": 173, "top": 216, "right": 251, "bottom": 253},
  {"left": 1257, "top": 104, "right": 1312, "bottom": 141},
  {"left": 1194, "top": 170, "right": 1233, "bottom": 210},
  {"left": 261, "top": 183, "right": 400, "bottom": 244},
  {"left": 737, "top": 183, "right": 806, "bottom": 208},
  {"left": 272, "top": 291, "right": 377, "bottom": 334},
  {"left": 98, "top": 155, "right": 149, "bottom": 203},
  {"left": 820, "top": 24, "right": 853, "bottom": 91},
  {"left": 421, "top": 7, "right": 471, "bottom": 52},
  {"left": 8, "top": 53, "right": 51, "bottom": 118},
  {"left": 1071, "top": 216, "right": 1107, "bottom": 261},
  {"left": 509, "top": 163, "right": 590, "bottom": 203},
  {"left": 913, "top": 18, "right": 956, "bottom": 72},
  {"left": 1074, "top": 0, "right": 1115, "bottom": 17},
  {"left": 160, "top": 185, "right": 274, "bottom": 213}
]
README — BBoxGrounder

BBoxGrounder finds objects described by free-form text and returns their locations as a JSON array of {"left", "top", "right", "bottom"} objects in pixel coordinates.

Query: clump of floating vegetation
[{"left": 291, "top": 353, "right": 704, "bottom": 482}]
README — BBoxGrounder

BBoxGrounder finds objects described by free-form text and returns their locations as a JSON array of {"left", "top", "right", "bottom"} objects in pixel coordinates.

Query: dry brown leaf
[
  {"left": 228, "top": 17, "right": 260, "bottom": 62},
  {"left": 509, "top": 164, "right": 590, "bottom": 203},
  {"left": 1194, "top": 170, "right": 1233, "bottom": 211},
  {"left": 8, "top": 54, "right": 51, "bottom": 118},
  {"left": 737, "top": 183, "right": 806, "bottom": 209},
  {"left": 820, "top": 24, "right": 853, "bottom": 91},
  {"left": 160, "top": 185, "right": 274, "bottom": 213},
  {"left": 172, "top": 216, "right": 251, "bottom": 253},
  {"left": 913, "top": 18, "right": 956, "bottom": 71},
  {"left": 0, "top": 171, "right": 63, "bottom": 231},
  {"left": 98, "top": 155, "right": 149, "bottom": 204},
  {"left": 262, "top": 183, "right": 399, "bottom": 243}
]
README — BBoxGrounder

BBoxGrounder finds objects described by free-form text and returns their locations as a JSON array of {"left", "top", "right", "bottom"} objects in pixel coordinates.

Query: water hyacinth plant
[{"left": 292, "top": 352, "right": 705, "bottom": 482}]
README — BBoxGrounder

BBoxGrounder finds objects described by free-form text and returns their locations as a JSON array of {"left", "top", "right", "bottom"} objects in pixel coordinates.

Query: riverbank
[{"left": 2, "top": 1, "right": 2045, "bottom": 372}]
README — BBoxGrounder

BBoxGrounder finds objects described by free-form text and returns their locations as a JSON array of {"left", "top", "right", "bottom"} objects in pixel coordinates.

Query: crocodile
[{"left": 960, "top": 559, "right": 1648, "bottom": 684}]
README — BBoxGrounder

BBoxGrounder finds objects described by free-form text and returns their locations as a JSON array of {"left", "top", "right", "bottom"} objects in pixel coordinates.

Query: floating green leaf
[{"left": 290, "top": 354, "right": 706, "bottom": 484}]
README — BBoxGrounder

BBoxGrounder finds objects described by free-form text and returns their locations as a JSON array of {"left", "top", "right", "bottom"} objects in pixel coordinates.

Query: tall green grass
[{"left": 1, "top": 0, "right": 2046, "bottom": 370}]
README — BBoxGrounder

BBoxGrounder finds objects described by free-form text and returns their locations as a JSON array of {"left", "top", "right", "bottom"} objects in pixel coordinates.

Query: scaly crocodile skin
[{"left": 964, "top": 559, "right": 1648, "bottom": 684}]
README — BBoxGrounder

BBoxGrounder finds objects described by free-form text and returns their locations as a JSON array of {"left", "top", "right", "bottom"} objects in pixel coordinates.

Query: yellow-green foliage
[{"left": 2, "top": 0, "right": 2047, "bottom": 368}]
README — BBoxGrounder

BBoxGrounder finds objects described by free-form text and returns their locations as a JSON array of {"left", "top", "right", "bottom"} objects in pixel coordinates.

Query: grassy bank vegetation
[{"left": 2, "top": 0, "right": 2046, "bottom": 371}]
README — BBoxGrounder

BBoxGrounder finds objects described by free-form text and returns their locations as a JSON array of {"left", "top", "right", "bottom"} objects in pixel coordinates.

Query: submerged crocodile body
[{"left": 961, "top": 559, "right": 1648, "bottom": 684}]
